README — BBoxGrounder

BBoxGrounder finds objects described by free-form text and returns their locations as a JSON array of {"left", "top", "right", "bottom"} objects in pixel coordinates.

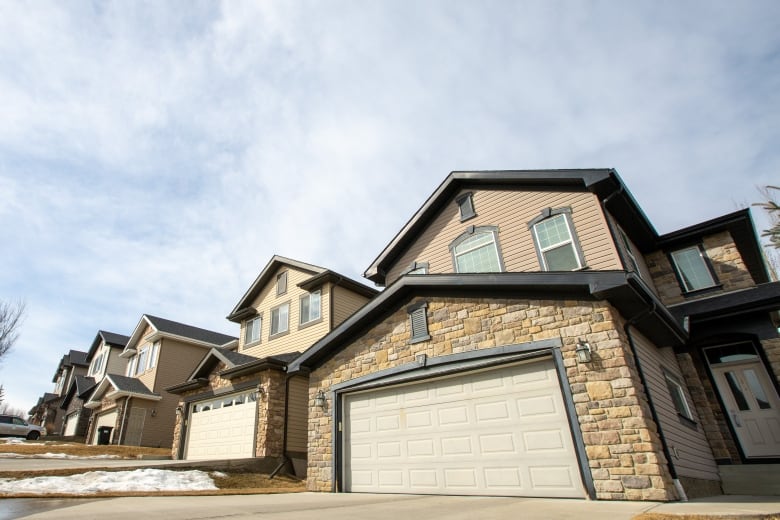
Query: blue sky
[{"left": 1, "top": 1, "right": 779, "bottom": 411}]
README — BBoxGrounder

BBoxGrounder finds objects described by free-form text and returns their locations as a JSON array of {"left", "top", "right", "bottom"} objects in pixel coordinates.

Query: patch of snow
[
  {"left": 210, "top": 471, "right": 227, "bottom": 478},
  {"left": 0, "top": 468, "right": 218, "bottom": 494},
  {"left": 0, "top": 438, "right": 27, "bottom": 444},
  {"left": 0, "top": 452, "right": 120, "bottom": 460}
]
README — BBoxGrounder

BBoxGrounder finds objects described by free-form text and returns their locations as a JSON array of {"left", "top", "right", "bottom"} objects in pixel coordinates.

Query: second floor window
[
  {"left": 245, "top": 316, "right": 262, "bottom": 344},
  {"left": 300, "top": 290, "right": 321, "bottom": 325},
  {"left": 270, "top": 303, "right": 289, "bottom": 336},
  {"left": 136, "top": 347, "right": 149, "bottom": 376},
  {"left": 450, "top": 226, "right": 503, "bottom": 273},
  {"left": 530, "top": 209, "right": 584, "bottom": 271},
  {"left": 670, "top": 245, "right": 718, "bottom": 293}
]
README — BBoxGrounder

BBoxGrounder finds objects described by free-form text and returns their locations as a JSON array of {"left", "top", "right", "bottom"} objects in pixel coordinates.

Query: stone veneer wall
[
  {"left": 170, "top": 363, "right": 287, "bottom": 460},
  {"left": 307, "top": 297, "right": 680, "bottom": 501},
  {"left": 645, "top": 231, "right": 756, "bottom": 306},
  {"left": 762, "top": 337, "right": 780, "bottom": 386}
]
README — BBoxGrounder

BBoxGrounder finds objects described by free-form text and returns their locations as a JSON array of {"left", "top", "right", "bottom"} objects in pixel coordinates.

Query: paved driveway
[{"left": 0, "top": 493, "right": 659, "bottom": 520}]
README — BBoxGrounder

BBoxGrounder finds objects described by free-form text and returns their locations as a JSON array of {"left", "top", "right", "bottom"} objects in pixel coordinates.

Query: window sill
[
  {"left": 681, "top": 284, "right": 723, "bottom": 299},
  {"left": 677, "top": 413, "right": 698, "bottom": 430},
  {"left": 408, "top": 334, "right": 431, "bottom": 345},
  {"left": 243, "top": 339, "right": 261, "bottom": 349},
  {"left": 269, "top": 330, "right": 290, "bottom": 341},
  {"left": 299, "top": 317, "right": 323, "bottom": 330},
  {"left": 459, "top": 212, "right": 476, "bottom": 223}
]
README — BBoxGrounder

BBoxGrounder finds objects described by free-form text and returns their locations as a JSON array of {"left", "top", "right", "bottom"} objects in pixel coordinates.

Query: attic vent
[
  {"left": 456, "top": 192, "right": 476, "bottom": 221},
  {"left": 407, "top": 301, "right": 430, "bottom": 344}
]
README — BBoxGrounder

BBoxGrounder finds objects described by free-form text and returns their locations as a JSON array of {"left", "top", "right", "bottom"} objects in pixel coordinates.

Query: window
[
  {"left": 664, "top": 371, "right": 694, "bottom": 421},
  {"left": 90, "top": 351, "right": 105, "bottom": 376},
  {"left": 149, "top": 341, "right": 160, "bottom": 369},
  {"left": 270, "top": 303, "right": 289, "bottom": 336},
  {"left": 245, "top": 316, "right": 262, "bottom": 345},
  {"left": 277, "top": 271, "right": 288, "bottom": 295},
  {"left": 300, "top": 290, "right": 321, "bottom": 325},
  {"left": 456, "top": 192, "right": 476, "bottom": 221},
  {"left": 670, "top": 246, "right": 718, "bottom": 293},
  {"left": 450, "top": 226, "right": 503, "bottom": 273},
  {"left": 407, "top": 301, "right": 430, "bottom": 343},
  {"left": 136, "top": 347, "right": 149, "bottom": 376},
  {"left": 529, "top": 208, "right": 585, "bottom": 271},
  {"left": 126, "top": 356, "right": 137, "bottom": 377}
]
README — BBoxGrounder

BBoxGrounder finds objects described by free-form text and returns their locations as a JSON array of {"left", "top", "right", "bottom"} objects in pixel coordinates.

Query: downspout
[{"left": 623, "top": 304, "right": 688, "bottom": 501}]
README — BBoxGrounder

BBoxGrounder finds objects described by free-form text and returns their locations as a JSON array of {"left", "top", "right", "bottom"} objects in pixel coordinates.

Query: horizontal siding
[
  {"left": 241, "top": 266, "right": 332, "bottom": 358},
  {"left": 286, "top": 375, "right": 309, "bottom": 453},
  {"left": 332, "top": 285, "right": 372, "bottom": 328},
  {"left": 632, "top": 331, "right": 719, "bottom": 482},
  {"left": 386, "top": 189, "right": 621, "bottom": 284}
]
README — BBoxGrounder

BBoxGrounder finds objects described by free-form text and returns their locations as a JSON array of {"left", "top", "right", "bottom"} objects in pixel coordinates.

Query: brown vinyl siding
[
  {"left": 331, "top": 285, "right": 372, "bottom": 328},
  {"left": 286, "top": 375, "right": 309, "bottom": 453},
  {"left": 631, "top": 330, "right": 719, "bottom": 482},
  {"left": 240, "top": 266, "right": 332, "bottom": 358},
  {"left": 105, "top": 347, "right": 128, "bottom": 378},
  {"left": 385, "top": 189, "right": 621, "bottom": 285}
]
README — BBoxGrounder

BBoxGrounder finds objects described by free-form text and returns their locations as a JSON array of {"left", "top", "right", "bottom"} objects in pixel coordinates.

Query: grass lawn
[{"left": 0, "top": 440, "right": 306, "bottom": 497}]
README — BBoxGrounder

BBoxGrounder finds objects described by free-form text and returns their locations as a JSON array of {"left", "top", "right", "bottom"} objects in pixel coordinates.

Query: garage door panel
[
  {"left": 185, "top": 390, "right": 257, "bottom": 460},
  {"left": 344, "top": 359, "right": 584, "bottom": 498}
]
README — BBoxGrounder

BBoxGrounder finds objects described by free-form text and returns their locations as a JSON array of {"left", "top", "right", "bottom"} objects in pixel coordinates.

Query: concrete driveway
[{"left": 4, "top": 492, "right": 780, "bottom": 519}]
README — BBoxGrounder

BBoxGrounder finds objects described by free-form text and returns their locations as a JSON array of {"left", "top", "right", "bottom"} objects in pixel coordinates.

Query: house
[
  {"left": 288, "top": 169, "right": 780, "bottom": 501},
  {"left": 166, "top": 255, "right": 377, "bottom": 475},
  {"left": 83, "top": 315, "right": 237, "bottom": 448},
  {"left": 59, "top": 331, "right": 130, "bottom": 439},
  {"left": 28, "top": 350, "right": 89, "bottom": 435}
]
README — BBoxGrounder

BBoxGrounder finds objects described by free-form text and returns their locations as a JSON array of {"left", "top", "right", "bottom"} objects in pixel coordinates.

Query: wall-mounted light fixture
[
  {"left": 314, "top": 389, "right": 327, "bottom": 409},
  {"left": 151, "top": 408, "right": 157, "bottom": 417},
  {"left": 175, "top": 405, "right": 183, "bottom": 417},
  {"left": 575, "top": 340, "right": 592, "bottom": 363}
]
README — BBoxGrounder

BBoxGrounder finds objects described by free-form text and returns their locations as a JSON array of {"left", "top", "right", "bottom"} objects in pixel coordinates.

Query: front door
[{"left": 706, "top": 343, "right": 780, "bottom": 458}]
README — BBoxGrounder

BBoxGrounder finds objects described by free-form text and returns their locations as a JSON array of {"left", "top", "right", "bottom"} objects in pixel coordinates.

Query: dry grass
[
  {"left": 0, "top": 440, "right": 171, "bottom": 459},
  {"left": 632, "top": 514, "right": 780, "bottom": 520},
  {"left": 0, "top": 440, "right": 306, "bottom": 497}
]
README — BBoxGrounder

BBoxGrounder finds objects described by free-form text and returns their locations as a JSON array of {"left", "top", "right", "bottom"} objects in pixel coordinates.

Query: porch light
[
  {"left": 314, "top": 390, "right": 327, "bottom": 409},
  {"left": 575, "top": 340, "right": 592, "bottom": 363},
  {"left": 175, "top": 405, "right": 183, "bottom": 417}
]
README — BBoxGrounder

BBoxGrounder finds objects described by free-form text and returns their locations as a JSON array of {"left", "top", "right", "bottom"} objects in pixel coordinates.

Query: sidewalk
[{"left": 638, "top": 495, "right": 780, "bottom": 519}]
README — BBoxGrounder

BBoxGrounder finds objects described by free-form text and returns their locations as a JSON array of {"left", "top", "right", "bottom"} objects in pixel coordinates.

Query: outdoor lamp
[
  {"left": 314, "top": 390, "right": 327, "bottom": 409},
  {"left": 575, "top": 340, "right": 592, "bottom": 363}
]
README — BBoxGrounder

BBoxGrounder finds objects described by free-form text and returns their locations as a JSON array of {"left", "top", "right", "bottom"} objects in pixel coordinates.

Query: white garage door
[
  {"left": 344, "top": 359, "right": 585, "bottom": 498},
  {"left": 185, "top": 390, "right": 258, "bottom": 460},
  {"left": 63, "top": 411, "right": 79, "bottom": 437},
  {"left": 93, "top": 410, "right": 117, "bottom": 445}
]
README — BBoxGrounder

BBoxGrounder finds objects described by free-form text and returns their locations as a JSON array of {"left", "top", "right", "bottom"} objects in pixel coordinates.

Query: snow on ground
[
  {"left": 0, "top": 452, "right": 120, "bottom": 459},
  {"left": 0, "top": 468, "right": 218, "bottom": 494}
]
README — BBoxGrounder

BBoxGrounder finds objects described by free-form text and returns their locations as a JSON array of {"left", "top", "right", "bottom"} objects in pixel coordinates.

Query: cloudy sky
[{"left": 1, "top": 1, "right": 778, "bottom": 411}]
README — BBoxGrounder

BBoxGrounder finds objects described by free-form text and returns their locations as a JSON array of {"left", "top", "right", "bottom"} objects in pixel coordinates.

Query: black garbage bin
[{"left": 97, "top": 426, "right": 113, "bottom": 445}]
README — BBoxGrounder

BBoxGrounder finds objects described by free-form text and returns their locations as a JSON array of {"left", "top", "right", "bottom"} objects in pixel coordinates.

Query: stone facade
[
  {"left": 170, "top": 362, "right": 287, "bottom": 460},
  {"left": 307, "top": 296, "right": 680, "bottom": 501},
  {"left": 762, "top": 337, "right": 780, "bottom": 386},
  {"left": 645, "top": 231, "right": 755, "bottom": 306}
]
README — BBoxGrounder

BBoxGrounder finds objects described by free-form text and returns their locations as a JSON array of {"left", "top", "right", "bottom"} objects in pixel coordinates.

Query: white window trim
[
  {"left": 532, "top": 214, "right": 583, "bottom": 271},
  {"left": 245, "top": 316, "right": 262, "bottom": 345},
  {"left": 270, "top": 303, "right": 290, "bottom": 337},
  {"left": 136, "top": 346, "right": 149, "bottom": 376},
  {"left": 300, "top": 290, "right": 322, "bottom": 325},
  {"left": 149, "top": 341, "right": 160, "bottom": 369}
]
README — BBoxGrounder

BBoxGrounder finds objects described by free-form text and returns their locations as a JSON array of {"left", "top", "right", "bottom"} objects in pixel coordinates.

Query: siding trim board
[{"left": 329, "top": 339, "right": 595, "bottom": 499}]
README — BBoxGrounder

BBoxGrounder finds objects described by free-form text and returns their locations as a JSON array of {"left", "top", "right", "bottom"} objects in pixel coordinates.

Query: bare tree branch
[{"left": 0, "top": 300, "right": 26, "bottom": 363}]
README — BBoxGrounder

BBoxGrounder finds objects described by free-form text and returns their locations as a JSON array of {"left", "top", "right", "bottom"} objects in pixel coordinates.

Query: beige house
[
  {"left": 167, "top": 256, "right": 377, "bottom": 476},
  {"left": 289, "top": 169, "right": 780, "bottom": 501},
  {"left": 59, "top": 331, "right": 130, "bottom": 439},
  {"left": 84, "top": 315, "right": 237, "bottom": 448}
]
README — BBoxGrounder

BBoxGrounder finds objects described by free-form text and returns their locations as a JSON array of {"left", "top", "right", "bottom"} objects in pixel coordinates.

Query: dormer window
[
  {"left": 449, "top": 226, "right": 504, "bottom": 273},
  {"left": 456, "top": 192, "right": 476, "bottom": 221},
  {"left": 529, "top": 208, "right": 585, "bottom": 271},
  {"left": 670, "top": 245, "right": 718, "bottom": 293},
  {"left": 276, "top": 271, "right": 288, "bottom": 296}
]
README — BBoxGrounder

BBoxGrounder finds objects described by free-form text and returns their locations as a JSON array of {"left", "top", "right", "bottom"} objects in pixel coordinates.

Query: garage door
[
  {"left": 93, "top": 410, "right": 117, "bottom": 445},
  {"left": 185, "top": 390, "right": 258, "bottom": 460},
  {"left": 343, "top": 359, "right": 585, "bottom": 498},
  {"left": 63, "top": 411, "right": 79, "bottom": 437}
]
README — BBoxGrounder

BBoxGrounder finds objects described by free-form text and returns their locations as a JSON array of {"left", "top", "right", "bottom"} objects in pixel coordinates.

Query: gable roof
[
  {"left": 59, "top": 375, "right": 96, "bottom": 410},
  {"left": 227, "top": 255, "right": 377, "bottom": 322},
  {"left": 84, "top": 374, "right": 161, "bottom": 408},
  {"left": 122, "top": 314, "right": 238, "bottom": 355},
  {"left": 288, "top": 271, "right": 687, "bottom": 373},
  {"left": 86, "top": 330, "right": 130, "bottom": 360},
  {"left": 51, "top": 350, "right": 90, "bottom": 382},
  {"left": 363, "top": 169, "right": 655, "bottom": 285}
]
